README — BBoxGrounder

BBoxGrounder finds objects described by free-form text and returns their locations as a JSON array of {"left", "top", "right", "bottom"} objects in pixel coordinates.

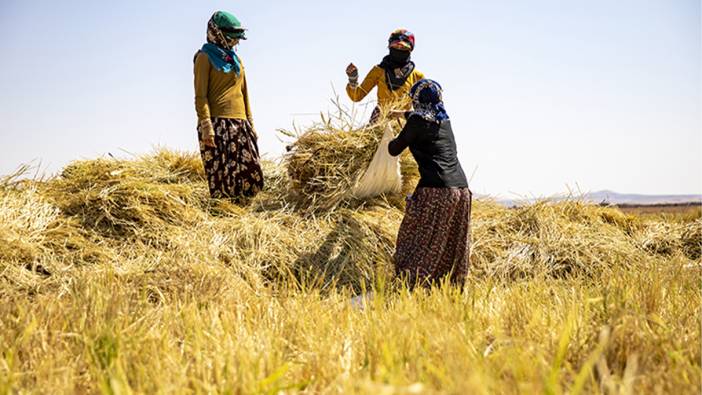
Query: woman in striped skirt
[
  {"left": 194, "top": 11, "right": 263, "bottom": 200},
  {"left": 388, "top": 79, "right": 472, "bottom": 287}
]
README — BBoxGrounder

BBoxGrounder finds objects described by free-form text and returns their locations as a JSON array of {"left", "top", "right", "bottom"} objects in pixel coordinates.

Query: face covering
[
  {"left": 379, "top": 48, "right": 415, "bottom": 91},
  {"left": 389, "top": 48, "right": 411, "bottom": 64}
]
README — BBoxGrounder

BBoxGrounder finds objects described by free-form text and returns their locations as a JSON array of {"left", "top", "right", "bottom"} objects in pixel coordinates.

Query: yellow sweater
[
  {"left": 346, "top": 65, "right": 425, "bottom": 110},
  {"left": 194, "top": 52, "right": 253, "bottom": 124}
]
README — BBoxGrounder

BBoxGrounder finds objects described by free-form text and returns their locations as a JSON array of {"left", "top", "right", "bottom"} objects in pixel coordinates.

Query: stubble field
[{"left": 1, "top": 150, "right": 700, "bottom": 394}]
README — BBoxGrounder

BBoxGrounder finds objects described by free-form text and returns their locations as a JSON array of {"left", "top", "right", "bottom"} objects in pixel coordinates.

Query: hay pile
[
  {"left": 471, "top": 201, "right": 650, "bottom": 278},
  {"left": 46, "top": 150, "right": 210, "bottom": 239},
  {"left": 283, "top": 111, "right": 418, "bottom": 212},
  {"left": 0, "top": 149, "right": 404, "bottom": 294},
  {"left": 0, "top": 165, "right": 113, "bottom": 275},
  {"left": 1, "top": 148, "right": 700, "bottom": 296},
  {"left": 682, "top": 219, "right": 702, "bottom": 260}
]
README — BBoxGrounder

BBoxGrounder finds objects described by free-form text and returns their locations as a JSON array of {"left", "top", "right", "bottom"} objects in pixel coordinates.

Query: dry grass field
[
  {"left": 1, "top": 150, "right": 700, "bottom": 394},
  {"left": 617, "top": 203, "right": 701, "bottom": 221}
]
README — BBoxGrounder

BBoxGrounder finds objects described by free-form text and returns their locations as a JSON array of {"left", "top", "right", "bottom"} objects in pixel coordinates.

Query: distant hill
[
  {"left": 583, "top": 190, "right": 702, "bottom": 205},
  {"left": 495, "top": 190, "right": 702, "bottom": 207}
]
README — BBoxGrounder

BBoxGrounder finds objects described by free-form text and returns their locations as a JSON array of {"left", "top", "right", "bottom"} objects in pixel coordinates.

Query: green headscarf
[
  {"left": 208, "top": 11, "right": 247, "bottom": 47},
  {"left": 200, "top": 11, "right": 246, "bottom": 74}
]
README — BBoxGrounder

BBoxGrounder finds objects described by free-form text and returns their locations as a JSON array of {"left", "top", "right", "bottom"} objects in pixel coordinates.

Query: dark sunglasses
[{"left": 220, "top": 26, "right": 246, "bottom": 34}]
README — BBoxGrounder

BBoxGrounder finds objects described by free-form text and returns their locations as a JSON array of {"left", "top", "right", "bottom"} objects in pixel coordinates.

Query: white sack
[{"left": 352, "top": 125, "right": 403, "bottom": 198}]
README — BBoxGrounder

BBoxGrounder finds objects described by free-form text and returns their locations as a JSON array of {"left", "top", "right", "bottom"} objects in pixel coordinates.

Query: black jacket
[{"left": 388, "top": 114, "right": 468, "bottom": 188}]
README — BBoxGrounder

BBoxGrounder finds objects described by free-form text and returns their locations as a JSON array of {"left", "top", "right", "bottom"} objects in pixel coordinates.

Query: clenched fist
[{"left": 346, "top": 63, "right": 358, "bottom": 77}]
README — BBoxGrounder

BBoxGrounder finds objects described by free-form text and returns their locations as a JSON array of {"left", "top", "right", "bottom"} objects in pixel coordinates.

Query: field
[
  {"left": 617, "top": 203, "right": 701, "bottom": 221},
  {"left": 1, "top": 150, "right": 700, "bottom": 394}
]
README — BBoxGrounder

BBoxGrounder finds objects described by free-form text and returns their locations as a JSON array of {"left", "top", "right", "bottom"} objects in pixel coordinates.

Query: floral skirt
[
  {"left": 394, "top": 187, "right": 472, "bottom": 287},
  {"left": 198, "top": 118, "right": 264, "bottom": 199}
]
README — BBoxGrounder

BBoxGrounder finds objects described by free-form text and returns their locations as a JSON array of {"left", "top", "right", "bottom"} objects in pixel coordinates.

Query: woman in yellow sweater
[
  {"left": 194, "top": 11, "right": 263, "bottom": 199},
  {"left": 346, "top": 29, "right": 425, "bottom": 123}
]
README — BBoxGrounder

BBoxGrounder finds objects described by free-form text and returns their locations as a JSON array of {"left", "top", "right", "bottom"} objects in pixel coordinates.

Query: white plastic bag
[{"left": 352, "top": 125, "right": 403, "bottom": 198}]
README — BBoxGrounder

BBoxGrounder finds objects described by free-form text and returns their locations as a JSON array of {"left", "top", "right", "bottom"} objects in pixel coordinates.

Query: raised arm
[{"left": 346, "top": 66, "right": 382, "bottom": 102}]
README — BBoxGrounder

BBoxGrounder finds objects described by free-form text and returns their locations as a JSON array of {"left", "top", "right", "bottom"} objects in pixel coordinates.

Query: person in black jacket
[{"left": 388, "top": 79, "right": 472, "bottom": 287}]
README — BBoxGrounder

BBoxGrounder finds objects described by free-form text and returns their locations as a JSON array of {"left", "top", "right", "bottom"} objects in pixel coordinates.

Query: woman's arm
[
  {"left": 241, "top": 69, "right": 254, "bottom": 130},
  {"left": 346, "top": 66, "right": 381, "bottom": 102},
  {"left": 388, "top": 116, "right": 420, "bottom": 156},
  {"left": 194, "top": 52, "right": 211, "bottom": 122},
  {"left": 194, "top": 52, "right": 215, "bottom": 147}
]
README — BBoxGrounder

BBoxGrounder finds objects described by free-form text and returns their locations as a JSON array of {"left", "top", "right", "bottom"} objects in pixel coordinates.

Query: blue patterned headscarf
[
  {"left": 200, "top": 11, "right": 244, "bottom": 75},
  {"left": 409, "top": 79, "right": 449, "bottom": 123}
]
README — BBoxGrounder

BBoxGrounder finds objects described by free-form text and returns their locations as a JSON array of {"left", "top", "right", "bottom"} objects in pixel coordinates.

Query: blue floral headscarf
[{"left": 409, "top": 79, "right": 449, "bottom": 123}]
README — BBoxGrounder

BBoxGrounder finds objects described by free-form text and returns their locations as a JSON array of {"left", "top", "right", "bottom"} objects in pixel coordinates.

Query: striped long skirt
[
  {"left": 198, "top": 118, "right": 264, "bottom": 199},
  {"left": 394, "top": 187, "right": 472, "bottom": 287}
]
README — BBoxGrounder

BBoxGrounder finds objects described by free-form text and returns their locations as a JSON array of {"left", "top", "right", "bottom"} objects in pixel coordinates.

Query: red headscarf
[{"left": 388, "top": 29, "right": 415, "bottom": 51}]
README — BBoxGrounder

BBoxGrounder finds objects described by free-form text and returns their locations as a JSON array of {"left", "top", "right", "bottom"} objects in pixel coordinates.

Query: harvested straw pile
[
  {"left": 1, "top": 149, "right": 699, "bottom": 296},
  {"left": 0, "top": 150, "right": 405, "bottom": 294},
  {"left": 681, "top": 219, "right": 702, "bottom": 260},
  {"left": 285, "top": 123, "right": 384, "bottom": 211},
  {"left": 470, "top": 200, "right": 650, "bottom": 278},
  {"left": 282, "top": 108, "right": 418, "bottom": 212},
  {"left": 0, "top": 173, "right": 109, "bottom": 291},
  {"left": 44, "top": 150, "right": 210, "bottom": 239}
]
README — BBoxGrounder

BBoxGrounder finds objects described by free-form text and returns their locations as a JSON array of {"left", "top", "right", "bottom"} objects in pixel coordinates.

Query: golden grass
[
  {"left": 618, "top": 204, "right": 702, "bottom": 222},
  {"left": 0, "top": 147, "right": 700, "bottom": 394}
]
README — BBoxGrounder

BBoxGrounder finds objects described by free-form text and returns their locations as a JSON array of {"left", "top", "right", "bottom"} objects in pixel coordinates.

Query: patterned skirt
[
  {"left": 394, "top": 187, "right": 472, "bottom": 287},
  {"left": 198, "top": 118, "right": 264, "bottom": 199}
]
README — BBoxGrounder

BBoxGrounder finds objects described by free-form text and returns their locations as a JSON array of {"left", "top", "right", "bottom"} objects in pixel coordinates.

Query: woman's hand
[
  {"left": 389, "top": 110, "right": 406, "bottom": 119},
  {"left": 346, "top": 63, "right": 358, "bottom": 77},
  {"left": 203, "top": 134, "right": 215, "bottom": 148},
  {"left": 199, "top": 119, "right": 216, "bottom": 148},
  {"left": 346, "top": 63, "right": 359, "bottom": 86}
]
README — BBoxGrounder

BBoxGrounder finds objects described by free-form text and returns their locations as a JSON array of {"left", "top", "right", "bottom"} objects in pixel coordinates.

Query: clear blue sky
[{"left": 0, "top": 0, "right": 700, "bottom": 197}]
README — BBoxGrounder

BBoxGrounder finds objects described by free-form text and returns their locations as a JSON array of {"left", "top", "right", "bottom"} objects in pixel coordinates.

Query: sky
[{"left": 0, "top": 0, "right": 700, "bottom": 197}]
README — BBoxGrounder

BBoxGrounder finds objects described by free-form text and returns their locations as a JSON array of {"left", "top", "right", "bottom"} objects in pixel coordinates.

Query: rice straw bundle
[
  {"left": 44, "top": 149, "right": 210, "bottom": 239},
  {"left": 285, "top": 123, "right": 386, "bottom": 211},
  {"left": 680, "top": 219, "right": 701, "bottom": 260},
  {"left": 469, "top": 200, "right": 653, "bottom": 279},
  {"left": 282, "top": 101, "right": 413, "bottom": 211},
  {"left": 2, "top": 149, "right": 700, "bottom": 295},
  {"left": 637, "top": 221, "right": 685, "bottom": 256}
]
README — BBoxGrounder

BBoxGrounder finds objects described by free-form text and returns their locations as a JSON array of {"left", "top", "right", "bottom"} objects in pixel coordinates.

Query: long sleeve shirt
[
  {"left": 194, "top": 52, "right": 253, "bottom": 125},
  {"left": 346, "top": 66, "right": 425, "bottom": 110},
  {"left": 388, "top": 114, "right": 468, "bottom": 188}
]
